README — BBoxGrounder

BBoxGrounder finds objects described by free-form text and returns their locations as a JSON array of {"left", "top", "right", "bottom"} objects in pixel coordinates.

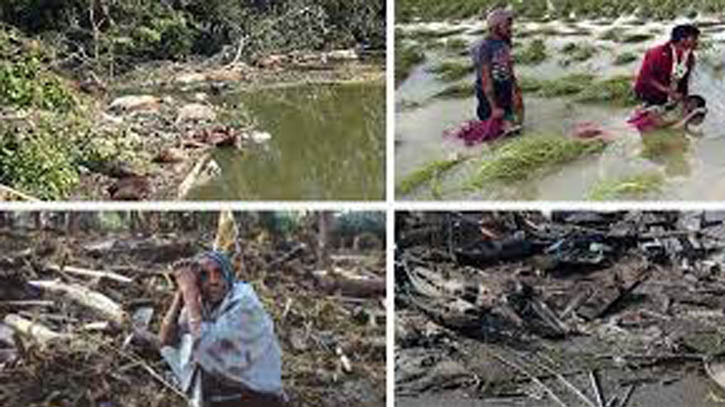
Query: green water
[{"left": 190, "top": 82, "right": 385, "bottom": 200}]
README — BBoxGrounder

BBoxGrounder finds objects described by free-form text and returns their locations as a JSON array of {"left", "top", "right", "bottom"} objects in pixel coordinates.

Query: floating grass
[
  {"left": 613, "top": 52, "right": 638, "bottom": 65},
  {"left": 588, "top": 172, "right": 664, "bottom": 200},
  {"left": 444, "top": 38, "right": 469, "bottom": 54},
  {"left": 434, "top": 81, "right": 473, "bottom": 99},
  {"left": 619, "top": 33, "right": 654, "bottom": 43},
  {"left": 409, "top": 27, "right": 467, "bottom": 40},
  {"left": 397, "top": 157, "right": 464, "bottom": 195},
  {"left": 575, "top": 75, "right": 637, "bottom": 107},
  {"left": 470, "top": 135, "right": 607, "bottom": 186},
  {"left": 514, "top": 38, "right": 547, "bottom": 65},
  {"left": 428, "top": 60, "right": 474, "bottom": 81},
  {"left": 518, "top": 73, "right": 595, "bottom": 97},
  {"left": 560, "top": 42, "right": 598, "bottom": 64}
]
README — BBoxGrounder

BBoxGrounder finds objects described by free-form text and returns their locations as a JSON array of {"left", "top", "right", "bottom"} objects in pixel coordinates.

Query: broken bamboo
[
  {"left": 4, "top": 314, "right": 68, "bottom": 344},
  {"left": 45, "top": 263, "right": 133, "bottom": 283}
]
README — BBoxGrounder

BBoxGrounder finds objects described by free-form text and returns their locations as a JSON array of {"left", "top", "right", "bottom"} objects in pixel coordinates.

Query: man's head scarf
[
  {"left": 197, "top": 250, "right": 235, "bottom": 287},
  {"left": 487, "top": 9, "right": 513, "bottom": 32}
]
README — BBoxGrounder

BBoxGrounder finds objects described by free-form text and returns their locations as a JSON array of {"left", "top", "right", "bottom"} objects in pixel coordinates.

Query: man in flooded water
[
  {"left": 471, "top": 8, "right": 523, "bottom": 131},
  {"left": 158, "top": 251, "right": 286, "bottom": 407},
  {"left": 634, "top": 24, "right": 700, "bottom": 106}
]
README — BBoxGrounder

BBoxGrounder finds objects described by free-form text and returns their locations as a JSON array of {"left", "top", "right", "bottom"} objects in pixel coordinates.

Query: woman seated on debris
[{"left": 158, "top": 251, "right": 286, "bottom": 407}]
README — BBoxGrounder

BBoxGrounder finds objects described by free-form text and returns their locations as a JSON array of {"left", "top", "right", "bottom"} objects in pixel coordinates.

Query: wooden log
[
  {"left": 28, "top": 280, "right": 127, "bottom": 324},
  {"left": 4, "top": 314, "right": 68, "bottom": 344},
  {"left": 315, "top": 268, "right": 385, "bottom": 298},
  {"left": 45, "top": 263, "right": 133, "bottom": 284}
]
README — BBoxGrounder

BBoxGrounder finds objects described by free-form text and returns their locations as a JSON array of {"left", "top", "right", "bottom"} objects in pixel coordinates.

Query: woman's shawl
[{"left": 161, "top": 281, "right": 283, "bottom": 403}]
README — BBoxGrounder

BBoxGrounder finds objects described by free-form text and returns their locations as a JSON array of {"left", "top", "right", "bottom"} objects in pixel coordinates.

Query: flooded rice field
[
  {"left": 395, "top": 17, "right": 725, "bottom": 200},
  {"left": 191, "top": 82, "right": 385, "bottom": 200}
]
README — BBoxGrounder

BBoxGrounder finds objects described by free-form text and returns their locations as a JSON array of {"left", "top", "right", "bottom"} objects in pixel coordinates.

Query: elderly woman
[{"left": 159, "top": 251, "right": 286, "bottom": 407}]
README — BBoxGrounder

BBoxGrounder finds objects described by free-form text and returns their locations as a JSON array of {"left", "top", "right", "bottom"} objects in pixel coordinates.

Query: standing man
[
  {"left": 634, "top": 24, "right": 700, "bottom": 106},
  {"left": 471, "top": 9, "right": 523, "bottom": 128}
]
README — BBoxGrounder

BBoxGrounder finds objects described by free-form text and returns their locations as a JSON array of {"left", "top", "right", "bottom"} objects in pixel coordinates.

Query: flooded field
[
  {"left": 190, "top": 82, "right": 385, "bottom": 200},
  {"left": 395, "top": 17, "right": 725, "bottom": 200}
]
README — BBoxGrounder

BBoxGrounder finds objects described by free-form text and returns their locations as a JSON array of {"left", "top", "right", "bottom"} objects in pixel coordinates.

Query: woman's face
[{"left": 198, "top": 257, "right": 228, "bottom": 304}]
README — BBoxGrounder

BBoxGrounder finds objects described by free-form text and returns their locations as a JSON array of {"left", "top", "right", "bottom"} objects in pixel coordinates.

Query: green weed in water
[
  {"left": 613, "top": 52, "right": 638, "bottom": 65},
  {"left": 398, "top": 157, "right": 464, "bottom": 195},
  {"left": 429, "top": 60, "right": 474, "bottom": 81},
  {"left": 619, "top": 33, "right": 654, "bottom": 43},
  {"left": 470, "top": 135, "right": 607, "bottom": 186},
  {"left": 518, "top": 73, "right": 595, "bottom": 97},
  {"left": 514, "top": 39, "right": 547, "bottom": 65},
  {"left": 575, "top": 75, "right": 637, "bottom": 107},
  {"left": 434, "top": 81, "right": 473, "bottom": 99},
  {"left": 396, "top": 40, "right": 425, "bottom": 85},
  {"left": 409, "top": 27, "right": 467, "bottom": 40},
  {"left": 588, "top": 172, "right": 664, "bottom": 200},
  {"left": 560, "top": 42, "right": 598, "bottom": 64}
]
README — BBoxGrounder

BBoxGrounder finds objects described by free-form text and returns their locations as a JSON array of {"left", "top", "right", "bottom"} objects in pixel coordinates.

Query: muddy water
[
  {"left": 190, "top": 82, "right": 385, "bottom": 200},
  {"left": 396, "top": 18, "right": 725, "bottom": 200}
]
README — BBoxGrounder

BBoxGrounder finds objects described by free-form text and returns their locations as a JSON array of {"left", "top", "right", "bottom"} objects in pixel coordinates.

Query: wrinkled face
[{"left": 198, "top": 257, "right": 228, "bottom": 305}]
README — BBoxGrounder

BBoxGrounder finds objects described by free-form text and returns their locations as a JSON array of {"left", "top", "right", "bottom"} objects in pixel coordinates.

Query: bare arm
[{"left": 159, "top": 289, "right": 184, "bottom": 347}]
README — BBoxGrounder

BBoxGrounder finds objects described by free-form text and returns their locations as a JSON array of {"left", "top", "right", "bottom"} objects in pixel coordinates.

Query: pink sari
[{"left": 444, "top": 118, "right": 505, "bottom": 146}]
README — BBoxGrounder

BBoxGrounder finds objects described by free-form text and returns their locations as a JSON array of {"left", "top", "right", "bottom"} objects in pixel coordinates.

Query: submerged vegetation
[
  {"left": 470, "top": 135, "right": 607, "bottom": 186},
  {"left": 588, "top": 172, "right": 665, "bottom": 200}
]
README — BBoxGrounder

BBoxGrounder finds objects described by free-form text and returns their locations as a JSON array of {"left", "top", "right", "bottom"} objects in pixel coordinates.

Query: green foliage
[
  {"left": 471, "top": 135, "right": 606, "bottom": 186},
  {"left": 0, "top": 113, "right": 86, "bottom": 199},
  {"left": 0, "top": 0, "right": 386, "bottom": 74},
  {"left": 588, "top": 172, "right": 664, "bottom": 200},
  {"left": 0, "top": 32, "right": 76, "bottom": 112}
]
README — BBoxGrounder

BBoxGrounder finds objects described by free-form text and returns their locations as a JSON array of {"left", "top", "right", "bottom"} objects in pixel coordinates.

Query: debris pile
[
  {"left": 396, "top": 211, "right": 725, "bottom": 406},
  {"left": 0, "top": 224, "right": 385, "bottom": 407}
]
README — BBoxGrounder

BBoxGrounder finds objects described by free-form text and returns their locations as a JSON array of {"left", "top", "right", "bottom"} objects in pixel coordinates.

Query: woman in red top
[{"left": 634, "top": 24, "right": 700, "bottom": 106}]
